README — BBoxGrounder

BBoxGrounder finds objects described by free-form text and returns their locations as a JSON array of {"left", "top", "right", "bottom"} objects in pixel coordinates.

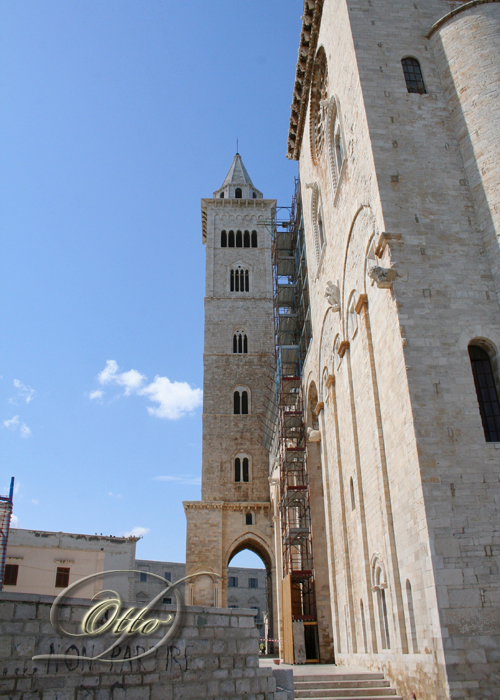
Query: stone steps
[{"left": 293, "top": 671, "right": 402, "bottom": 700}]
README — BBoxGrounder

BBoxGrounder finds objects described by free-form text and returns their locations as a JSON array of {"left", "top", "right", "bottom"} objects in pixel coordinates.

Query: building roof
[
  {"left": 287, "top": 0, "right": 325, "bottom": 160},
  {"left": 221, "top": 153, "right": 255, "bottom": 187}
]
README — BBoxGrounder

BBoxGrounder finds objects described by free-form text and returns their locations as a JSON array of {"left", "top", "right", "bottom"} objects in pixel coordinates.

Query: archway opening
[{"left": 227, "top": 542, "right": 274, "bottom": 654}]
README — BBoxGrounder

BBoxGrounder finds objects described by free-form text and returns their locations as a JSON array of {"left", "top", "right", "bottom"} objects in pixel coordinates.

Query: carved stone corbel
[
  {"left": 368, "top": 265, "right": 398, "bottom": 288},
  {"left": 307, "top": 427, "right": 321, "bottom": 443}
]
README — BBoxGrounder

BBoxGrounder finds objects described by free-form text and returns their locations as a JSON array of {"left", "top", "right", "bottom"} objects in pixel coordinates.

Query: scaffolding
[
  {"left": 0, "top": 477, "right": 15, "bottom": 591},
  {"left": 263, "top": 180, "right": 318, "bottom": 660}
]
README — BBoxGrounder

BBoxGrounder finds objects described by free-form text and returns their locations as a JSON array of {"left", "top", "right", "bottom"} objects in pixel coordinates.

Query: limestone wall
[{"left": 0, "top": 592, "right": 276, "bottom": 700}]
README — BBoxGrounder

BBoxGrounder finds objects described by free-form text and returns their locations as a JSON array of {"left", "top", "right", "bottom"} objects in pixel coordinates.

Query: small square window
[
  {"left": 162, "top": 597, "right": 172, "bottom": 604},
  {"left": 228, "top": 576, "right": 238, "bottom": 588},
  {"left": 4, "top": 564, "right": 19, "bottom": 586},
  {"left": 164, "top": 572, "right": 171, "bottom": 581},
  {"left": 140, "top": 572, "right": 147, "bottom": 582},
  {"left": 55, "top": 567, "right": 70, "bottom": 588},
  {"left": 249, "top": 578, "right": 258, "bottom": 589}
]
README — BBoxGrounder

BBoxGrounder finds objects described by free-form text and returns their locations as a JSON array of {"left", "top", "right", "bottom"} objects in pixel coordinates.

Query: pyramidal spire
[{"left": 213, "top": 153, "right": 263, "bottom": 200}]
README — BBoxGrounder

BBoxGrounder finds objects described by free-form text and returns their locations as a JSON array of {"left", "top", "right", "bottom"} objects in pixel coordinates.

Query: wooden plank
[{"left": 281, "top": 574, "right": 294, "bottom": 664}]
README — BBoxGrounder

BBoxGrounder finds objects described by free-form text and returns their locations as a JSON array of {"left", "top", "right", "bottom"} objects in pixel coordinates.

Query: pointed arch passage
[
  {"left": 228, "top": 230, "right": 235, "bottom": 247},
  {"left": 244, "top": 230, "right": 250, "bottom": 247},
  {"left": 236, "top": 230, "right": 242, "bottom": 247},
  {"left": 235, "top": 187, "right": 242, "bottom": 199}
]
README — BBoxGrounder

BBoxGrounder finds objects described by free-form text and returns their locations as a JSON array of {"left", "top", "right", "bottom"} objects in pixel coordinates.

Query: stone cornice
[
  {"left": 287, "top": 0, "right": 325, "bottom": 161},
  {"left": 183, "top": 501, "right": 270, "bottom": 512},
  {"left": 426, "top": 0, "right": 499, "bottom": 38}
]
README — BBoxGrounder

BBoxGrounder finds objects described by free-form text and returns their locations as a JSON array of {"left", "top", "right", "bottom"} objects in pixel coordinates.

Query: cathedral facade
[{"left": 186, "top": 1, "right": 500, "bottom": 698}]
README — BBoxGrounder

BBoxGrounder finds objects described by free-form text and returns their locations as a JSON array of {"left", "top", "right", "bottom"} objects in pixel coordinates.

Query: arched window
[
  {"left": 234, "top": 455, "right": 250, "bottom": 482},
  {"left": 335, "top": 130, "right": 344, "bottom": 173},
  {"left": 233, "top": 333, "right": 248, "bottom": 354},
  {"left": 318, "top": 210, "right": 325, "bottom": 249},
  {"left": 350, "top": 477, "right": 356, "bottom": 510},
  {"left": 244, "top": 230, "right": 250, "bottom": 248},
  {"left": 219, "top": 192, "right": 224, "bottom": 199},
  {"left": 406, "top": 580, "right": 418, "bottom": 653},
  {"left": 468, "top": 344, "right": 500, "bottom": 442},
  {"left": 236, "top": 230, "right": 242, "bottom": 247},
  {"left": 251, "top": 230, "right": 258, "bottom": 248},
  {"left": 221, "top": 230, "right": 227, "bottom": 247},
  {"left": 401, "top": 57, "right": 426, "bottom": 94},
  {"left": 235, "top": 187, "right": 242, "bottom": 199},
  {"left": 252, "top": 192, "right": 256, "bottom": 199},
  {"left": 228, "top": 230, "right": 235, "bottom": 247},
  {"left": 246, "top": 512, "right": 253, "bottom": 525},
  {"left": 230, "top": 268, "right": 249, "bottom": 293},
  {"left": 373, "top": 560, "right": 390, "bottom": 650},
  {"left": 233, "top": 388, "right": 250, "bottom": 414}
]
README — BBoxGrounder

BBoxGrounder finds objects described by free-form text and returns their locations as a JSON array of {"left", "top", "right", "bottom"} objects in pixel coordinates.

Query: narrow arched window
[
  {"left": 242, "top": 391, "right": 248, "bottom": 414},
  {"left": 234, "top": 391, "right": 241, "bottom": 415},
  {"left": 350, "top": 477, "right": 356, "bottom": 510},
  {"left": 244, "top": 231, "right": 250, "bottom": 247},
  {"left": 228, "top": 230, "right": 235, "bottom": 247},
  {"left": 235, "top": 187, "right": 242, "bottom": 199},
  {"left": 251, "top": 230, "right": 258, "bottom": 248},
  {"left": 468, "top": 344, "right": 500, "bottom": 442},
  {"left": 318, "top": 211, "right": 325, "bottom": 249},
  {"left": 242, "top": 458, "right": 249, "bottom": 482},
  {"left": 221, "top": 230, "right": 227, "bottom": 247},
  {"left": 235, "top": 458, "right": 241, "bottom": 482},
  {"left": 236, "top": 230, "right": 242, "bottom": 247},
  {"left": 252, "top": 192, "right": 256, "bottom": 199},
  {"left": 230, "top": 270, "right": 235, "bottom": 292},
  {"left": 235, "top": 270, "right": 240, "bottom": 292},
  {"left": 233, "top": 333, "right": 248, "bottom": 353},
  {"left": 245, "top": 270, "right": 249, "bottom": 292},
  {"left": 402, "top": 57, "right": 426, "bottom": 94},
  {"left": 219, "top": 192, "right": 224, "bottom": 199},
  {"left": 406, "top": 580, "right": 418, "bottom": 653},
  {"left": 246, "top": 512, "right": 253, "bottom": 525},
  {"left": 335, "top": 132, "right": 344, "bottom": 173}
]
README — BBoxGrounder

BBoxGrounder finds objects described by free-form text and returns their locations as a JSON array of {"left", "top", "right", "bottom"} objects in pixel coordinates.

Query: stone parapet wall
[{"left": 0, "top": 592, "right": 276, "bottom": 700}]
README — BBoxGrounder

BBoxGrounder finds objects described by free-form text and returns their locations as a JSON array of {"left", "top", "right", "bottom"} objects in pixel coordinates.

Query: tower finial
[{"left": 236, "top": 137, "right": 239, "bottom": 154}]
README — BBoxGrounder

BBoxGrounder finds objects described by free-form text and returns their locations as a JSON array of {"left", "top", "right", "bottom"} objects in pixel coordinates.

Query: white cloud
[
  {"left": 154, "top": 475, "right": 201, "bottom": 486},
  {"left": 141, "top": 376, "right": 203, "bottom": 420},
  {"left": 20, "top": 424, "right": 31, "bottom": 439},
  {"left": 13, "top": 379, "right": 35, "bottom": 404},
  {"left": 123, "top": 526, "right": 150, "bottom": 538},
  {"left": 91, "top": 360, "right": 202, "bottom": 420},
  {"left": 3, "top": 416, "right": 31, "bottom": 438},
  {"left": 11, "top": 515, "right": 19, "bottom": 528},
  {"left": 98, "top": 360, "right": 145, "bottom": 395},
  {"left": 4, "top": 415, "right": 19, "bottom": 430},
  {"left": 108, "top": 492, "right": 123, "bottom": 499}
]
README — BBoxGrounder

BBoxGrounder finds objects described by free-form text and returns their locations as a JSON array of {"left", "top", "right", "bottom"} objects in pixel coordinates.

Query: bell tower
[{"left": 184, "top": 154, "right": 277, "bottom": 632}]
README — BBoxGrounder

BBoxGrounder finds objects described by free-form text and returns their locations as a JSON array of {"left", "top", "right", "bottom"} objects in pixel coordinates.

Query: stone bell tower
[{"left": 184, "top": 154, "right": 277, "bottom": 632}]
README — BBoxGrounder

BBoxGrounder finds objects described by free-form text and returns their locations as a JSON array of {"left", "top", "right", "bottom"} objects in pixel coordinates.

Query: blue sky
[{"left": 1, "top": 0, "right": 301, "bottom": 567}]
